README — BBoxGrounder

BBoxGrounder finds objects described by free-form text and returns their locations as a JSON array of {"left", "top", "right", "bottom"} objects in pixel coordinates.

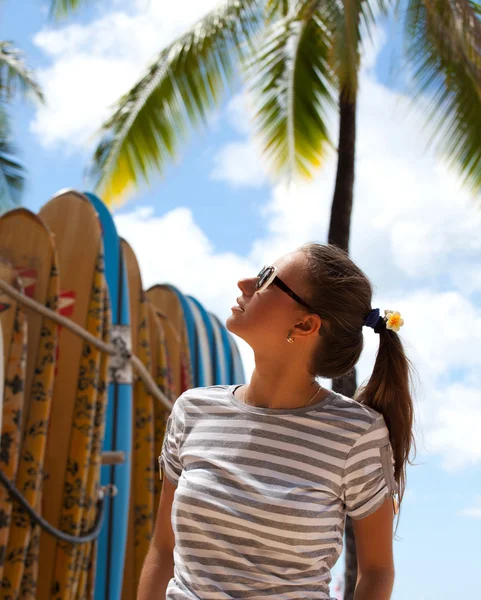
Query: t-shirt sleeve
[
  {"left": 159, "top": 396, "right": 185, "bottom": 486},
  {"left": 341, "top": 414, "right": 399, "bottom": 520}
]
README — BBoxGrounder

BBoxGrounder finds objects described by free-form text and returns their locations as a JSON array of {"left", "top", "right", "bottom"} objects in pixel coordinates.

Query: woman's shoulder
[{"left": 326, "top": 391, "right": 385, "bottom": 430}]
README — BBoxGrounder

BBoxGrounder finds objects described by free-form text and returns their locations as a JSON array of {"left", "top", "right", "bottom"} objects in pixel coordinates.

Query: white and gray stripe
[{"left": 160, "top": 385, "right": 398, "bottom": 600}]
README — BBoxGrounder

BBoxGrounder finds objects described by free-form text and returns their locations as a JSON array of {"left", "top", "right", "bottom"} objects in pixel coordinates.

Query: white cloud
[
  {"left": 30, "top": 0, "right": 222, "bottom": 149},
  {"left": 461, "top": 495, "right": 481, "bottom": 519},
  {"left": 210, "top": 140, "right": 269, "bottom": 188}
]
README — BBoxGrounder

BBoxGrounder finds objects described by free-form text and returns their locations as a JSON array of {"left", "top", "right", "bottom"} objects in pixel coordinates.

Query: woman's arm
[
  {"left": 351, "top": 495, "right": 396, "bottom": 600},
  {"left": 137, "top": 544, "right": 175, "bottom": 600},
  {"left": 354, "top": 569, "right": 395, "bottom": 600},
  {"left": 137, "top": 475, "right": 177, "bottom": 600}
]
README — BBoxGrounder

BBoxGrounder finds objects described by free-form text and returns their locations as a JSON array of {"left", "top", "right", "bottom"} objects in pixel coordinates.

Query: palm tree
[
  {"left": 0, "top": 41, "right": 43, "bottom": 211},
  {"left": 86, "top": 0, "right": 481, "bottom": 597}
]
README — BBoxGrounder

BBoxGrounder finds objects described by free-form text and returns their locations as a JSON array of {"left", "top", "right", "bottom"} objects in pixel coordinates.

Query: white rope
[{"left": 0, "top": 279, "right": 173, "bottom": 412}]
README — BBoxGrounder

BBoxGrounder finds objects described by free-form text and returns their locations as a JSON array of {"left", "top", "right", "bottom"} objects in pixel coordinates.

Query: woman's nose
[{"left": 237, "top": 277, "right": 255, "bottom": 295}]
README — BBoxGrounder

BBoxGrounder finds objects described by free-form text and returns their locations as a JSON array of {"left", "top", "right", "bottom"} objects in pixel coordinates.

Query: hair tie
[{"left": 363, "top": 308, "right": 404, "bottom": 334}]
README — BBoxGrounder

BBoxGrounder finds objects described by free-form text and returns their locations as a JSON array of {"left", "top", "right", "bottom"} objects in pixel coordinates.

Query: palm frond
[
  {"left": 321, "top": 0, "right": 387, "bottom": 97},
  {"left": 49, "top": 0, "right": 89, "bottom": 20},
  {"left": 0, "top": 106, "right": 24, "bottom": 212},
  {"left": 247, "top": 8, "right": 336, "bottom": 180},
  {"left": 266, "top": 0, "right": 290, "bottom": 20},
  {"left": 403, "top": 0, "right": 481, "bottom": 192},
  {"left": 89, "top": 0, "right": 262, "bottom": 205},
  {"left": 0, "top": 41, "right": 44, "bottom": 103}
]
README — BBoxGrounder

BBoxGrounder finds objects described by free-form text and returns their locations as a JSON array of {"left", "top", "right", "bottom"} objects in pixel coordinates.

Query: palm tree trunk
[
  {"left": 327, "top": 85, "right": 358, "bottom": 600},
  {"left": 328, "top": 87, "right": 356, "bottom": 253}
]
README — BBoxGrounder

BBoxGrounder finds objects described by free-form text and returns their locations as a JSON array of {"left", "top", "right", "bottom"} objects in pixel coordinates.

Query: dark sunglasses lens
[{"left": 256, "top": 266, "right": 272, "bottom": 290}]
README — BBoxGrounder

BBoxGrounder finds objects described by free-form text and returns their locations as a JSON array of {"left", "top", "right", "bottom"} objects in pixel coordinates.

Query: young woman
[{"left": 138, "top": 242, "right": 416, "bottom": 600}]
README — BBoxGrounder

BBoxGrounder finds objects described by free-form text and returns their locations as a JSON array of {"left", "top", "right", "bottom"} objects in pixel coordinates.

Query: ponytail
[{"left": 354, "top": 323, "right": 418, "bottom": 531}]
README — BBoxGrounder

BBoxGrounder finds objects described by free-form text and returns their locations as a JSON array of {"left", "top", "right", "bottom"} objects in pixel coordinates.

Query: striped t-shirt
[{"left": 159, "top": 384, "right": 398, "bottom": 600}]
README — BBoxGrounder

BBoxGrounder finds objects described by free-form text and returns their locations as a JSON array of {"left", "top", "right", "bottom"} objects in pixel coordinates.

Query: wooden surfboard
[
  {"left": 84, "top": 193, "right": 133, "bottom": 600},
  {"left": 74, "top": 285, "right": 111, "bottom": 600},
  {"left": 146, "top": 285, "right": 193, "bottom": 398},
  {"left": 0, "top": 209, "right": 60, "bottom": 599},
  {"left": 0, "top": 209, "right": 59, "bottom": 423},
  {"left": 0, "top": 262, "right": 27, "bottom": 585},
  {"left": 37, "top": 190, "right": 105, "bottom": 599},
  {"left": 120, "top": 239, "right": 154, "bottom": 600},
  {"left": 0, "top": 320, "right": 3, "bottom": 433},
  {"left": 146, "top": 302, "right": 174, "bottom": 519}
]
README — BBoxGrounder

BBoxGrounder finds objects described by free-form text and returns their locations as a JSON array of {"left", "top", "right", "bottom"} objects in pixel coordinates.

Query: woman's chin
[{"left": 225, "top": 312, "right": 243, "bottom": 334}]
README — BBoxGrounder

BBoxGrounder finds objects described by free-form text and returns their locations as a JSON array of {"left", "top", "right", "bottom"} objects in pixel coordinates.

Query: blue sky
[{"left": 2, "top": 1, "right": 481, "bottom": 597}]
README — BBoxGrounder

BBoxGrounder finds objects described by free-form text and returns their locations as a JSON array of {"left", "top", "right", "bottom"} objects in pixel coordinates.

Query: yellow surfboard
[
  {"left": 121, "top": 239, "right": 155, "bottom": 600},
  {"left": 74, "top": 285, "right": 111, "bottom": 600},
  {"left": 0, "top": 262, "right": 27, "bottom": 585},
  {"left": 0, "top": 209, "right": 60, "bottom": 599},
  {"left": 37, "top": 190, "right": 105, "bottom": 599}
]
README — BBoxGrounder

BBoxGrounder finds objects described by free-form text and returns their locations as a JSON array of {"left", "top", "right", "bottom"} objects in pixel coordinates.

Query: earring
[{"left": 287, "top": 334, "right": 294, "bottom": 343}]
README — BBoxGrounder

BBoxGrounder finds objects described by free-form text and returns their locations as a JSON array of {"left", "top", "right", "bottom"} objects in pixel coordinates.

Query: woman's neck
[{"left": 237, "top": 363, "right": 329, "bottom": 410}]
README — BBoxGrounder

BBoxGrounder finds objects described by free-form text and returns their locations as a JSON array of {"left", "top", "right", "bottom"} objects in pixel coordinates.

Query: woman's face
[{"left": 226, "top": 250, "right": 321, "bottom": 354}]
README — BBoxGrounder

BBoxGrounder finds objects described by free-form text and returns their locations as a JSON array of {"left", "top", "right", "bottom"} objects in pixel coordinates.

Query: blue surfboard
[
  {"left": 184, "top": 297, "right": 208, "bottom": 387},
  {"left": 212, "top": 314, "right": 234, "bottom": 385},
  {"left": 186, "top": 296, "right": 217, "bottom": 387},
  {"left": 208, "top": 313, "right": 225, "bottom": 384},
  {"left": 85, "top": 192, "right": 133, "bottom": 600}
]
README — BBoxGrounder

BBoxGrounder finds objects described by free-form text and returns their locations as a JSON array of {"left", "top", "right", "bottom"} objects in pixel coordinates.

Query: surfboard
[
  {"left": 0, "top": 209, "right": 59, "bottom": 424},
  {"left": 171, "top": 288, "right": 198, "bottom": 389},
  {"left": 0, "top": 261, "right": 27, "bottom": 585},
  {"left": 84, "top": 192, "right": 133, "bottom": 600},
  {"left": 0, "top": 319, "right": 3, "bottom": 433},
  {"left": 120, "top": 239, "right": 154, "bottom": 600},
  {"left": 146, "top": 285, "right": 193, "bottom": 398},
  {"left": 0, "top": 209, "right": 60, "bottom": 598},
  {"left": 37, "top": 190, "right": 104, "bottom": 599},
  {"left": 186, "top": 296, "right": 216, "bottom": 387},
  {"left": 213, "top": 314, "right": 234, "bottom": 385},
  {"left": 146, "top": 301, "right": 174, "bottom": 518},
  {"left": 75, "top": 286, "right": 111, "bottom": 600},
  {"left": 208, "top": 313, "right": 227, "bottom": 384}
]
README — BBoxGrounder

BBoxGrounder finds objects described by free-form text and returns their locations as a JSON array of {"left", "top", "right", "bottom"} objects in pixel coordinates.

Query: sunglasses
[{"left": 255, "top": 265, "right": 315, "bottom": 312}]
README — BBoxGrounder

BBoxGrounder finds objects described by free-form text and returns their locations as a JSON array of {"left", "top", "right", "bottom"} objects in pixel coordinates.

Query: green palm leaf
[
  {"left": 0, "top": 106, "right": 24, "bottom": 212},
  {"left": 0, "top": 41, "right": 44, "bottom": 103},
  {"left": 403, "top": 0, "right": 481, "bottom": 191},
  {"left": 247, "top": 7, "right": 336, "bottom": 180},
  {"left": 49, "top": 0, "right": 89, "bottom": 20},
  {"left": 266, "top": 0, "right": 290, "bottom": 19},
  {"left": 89, "top": 0, "right": 262, "bottom": 205},
  {"left": 326, "top": 0, "right": 387, "bottom": 97}
]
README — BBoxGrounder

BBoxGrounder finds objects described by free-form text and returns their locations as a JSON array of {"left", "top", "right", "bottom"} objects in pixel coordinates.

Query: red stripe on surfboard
[
  {"left": 0, "top": 302, "right": 11, "bottom": 314},
  {"left": 16, "top": 267, "right": 37, "bottom": 299},
  {"left": 55, "top": 290, "right": 77, "bottom": 374}
]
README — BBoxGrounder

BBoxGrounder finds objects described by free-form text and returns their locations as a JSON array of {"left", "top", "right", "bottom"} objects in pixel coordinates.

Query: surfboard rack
[
  {"left": 0, "top": 279, "right": 173, "bottom": 412},
  {"left": 0, "top": 468, "right": 117, "bottom": 544}
]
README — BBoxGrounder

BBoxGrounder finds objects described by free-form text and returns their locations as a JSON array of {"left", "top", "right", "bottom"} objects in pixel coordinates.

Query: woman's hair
[{"left": 300, "top": 242, "right": 417, "bottom": 529}]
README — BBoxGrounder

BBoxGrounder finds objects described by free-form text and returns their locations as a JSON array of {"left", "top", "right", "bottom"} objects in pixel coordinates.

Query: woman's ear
[{"left": 294, "top": 314, "right": 322, "bottom": 337}]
